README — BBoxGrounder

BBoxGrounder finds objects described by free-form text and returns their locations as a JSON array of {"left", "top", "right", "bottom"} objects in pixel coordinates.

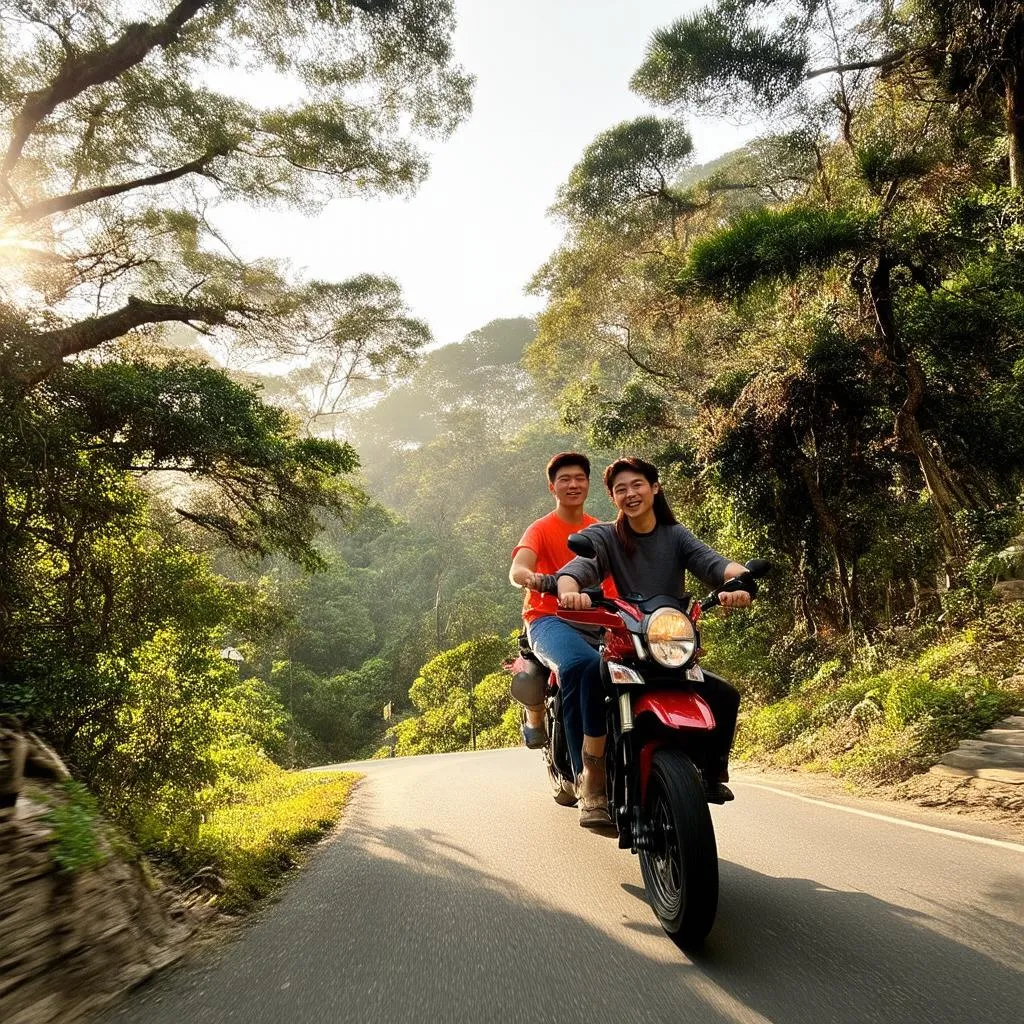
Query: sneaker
[{"left": 521, "top": 721, "right": 547, "bottom": 750}]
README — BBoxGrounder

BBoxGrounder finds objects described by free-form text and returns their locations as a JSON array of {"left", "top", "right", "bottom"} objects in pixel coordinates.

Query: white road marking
[{"left": 740, "top": 783, "right": 1024, "bottom": 853}]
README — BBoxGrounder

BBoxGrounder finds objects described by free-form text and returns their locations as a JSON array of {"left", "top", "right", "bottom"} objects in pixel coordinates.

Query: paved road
[{"left": 102, "top": 749, "right": 1024, "bottom": 1024}]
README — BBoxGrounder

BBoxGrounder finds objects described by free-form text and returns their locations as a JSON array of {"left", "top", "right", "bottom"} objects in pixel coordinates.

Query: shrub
[
  {"left": 883, "top": 671, "right": 1016, "bottom": 749},
  {"left": 477, "top": 703, "right": 521, "bottom": 750},
  {"left": 915, "top": 632, "right": 976, "bottom": 676},
  {"left": 800, "top": 658, "right": 845, "bottom": 693},
  {"left": 737, "top": 697, "right": 811, "bottom": 754},
  {"left": 810, "top": 677, "right": 876, "bottom": 727},
  {"left": 828, "top": 725, "right": 929, "bottom": 784},
  {"left": 46, "top": 781, "right": 107, "bottom": 874}
]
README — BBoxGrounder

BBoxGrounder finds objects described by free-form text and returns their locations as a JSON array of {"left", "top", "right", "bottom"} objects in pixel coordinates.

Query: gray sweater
[{"left": 557, "top": 521, "right": 731, "bottom": 601}]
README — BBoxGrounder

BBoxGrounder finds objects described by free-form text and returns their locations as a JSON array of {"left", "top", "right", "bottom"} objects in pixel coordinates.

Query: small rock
[{"left": 992, "top": 579, "right": 1024, "bottom": 603}]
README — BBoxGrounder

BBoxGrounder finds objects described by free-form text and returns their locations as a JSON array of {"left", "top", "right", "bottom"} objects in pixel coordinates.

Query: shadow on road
[
  {"left": 701, "top": 860, "right": 1023, "bottom": 1022},
  {"left": 102, "top": 796, "right": 1024, "bottom": 1024}
]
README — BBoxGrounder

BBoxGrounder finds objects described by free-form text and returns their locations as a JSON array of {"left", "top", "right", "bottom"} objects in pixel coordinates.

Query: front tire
[{"left": 639, "top": 749, "right": 718, "bottom": 949}]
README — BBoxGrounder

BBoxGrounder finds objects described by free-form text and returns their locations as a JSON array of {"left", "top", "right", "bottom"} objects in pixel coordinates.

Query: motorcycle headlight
[{"left": 645, "top": 608, "right": 696, "bottom": 668}]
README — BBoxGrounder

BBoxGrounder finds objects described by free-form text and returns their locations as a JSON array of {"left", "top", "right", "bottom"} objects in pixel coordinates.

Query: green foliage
[
  {"left": 558, "top": 117, "right": 694, "bottom": 222},
  {"left": 682, "top": 207, "right": 867, "bottom": 298},
  {"left": 631, "top": 6, "right": 808, "bottom": 113},
  {"left": 827, "top": 725, "right": 931, "bottom": 785},
  {"left": 737, "top": 630, "right": 1021, "bottom": 784},
  {"left": 882, "top": 671, "right": 1015, "bottom": 745},
  {"left": 46, "top": 782, "right": 107, "bottom": 874},
  {"left": 0, "top": 0, "right": 471, "bottom": 385},
  {"left": 380, "top": 636, "right": 519, "bottom": 757},
  {"left": 738, "top": 697, "right": 812, "bottom": 754},
  {"left": 351, "top": 317, "right": 540, "bottom": 450},
  {"left": 410, "top": 636, "right": 512, "bottom": 712},
  {"left": 477, "top": 701, "right": 522, "bottom": 751},
  {"left": 20, "top": 359, "right": 362, "bottom": 567}
]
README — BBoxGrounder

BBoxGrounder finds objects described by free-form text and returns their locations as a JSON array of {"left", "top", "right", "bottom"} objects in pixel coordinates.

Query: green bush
[
  {"left": 914, "top": 632, "right": 976, "bottom": 676},
  {"left": 828, "top": 725, "right": 930, "bottom": 784},
  {"left": 737, "top": 697, "right": 811, "bottom": 754},
  {"left": 809, "top": 677, "right": 876, "bottom": 727},
  {"left": 46, "top": 781, "right": 107, "bottom": 874},
  {"left": 740, "top": 642, "right": 1021, "bottom": 785},
  {"left": 477, "top": 703, "right": 521, "bottom": 750},
  {"left": 883, "top": 671, "right": 1015, "bottom": 749},
  {"left": 800, "top": 658, "right": 845, "bottom": 693}
]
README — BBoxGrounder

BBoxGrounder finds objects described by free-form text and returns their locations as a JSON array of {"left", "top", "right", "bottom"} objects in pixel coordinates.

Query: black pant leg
[{"left": 694, "top": 670, "right": 741, "bottom": 773}]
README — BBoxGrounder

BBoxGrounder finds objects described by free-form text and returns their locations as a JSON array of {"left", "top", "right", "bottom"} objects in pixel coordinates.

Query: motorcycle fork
[{"left": 609, "top": 687, "right": 643, "bottom": 852}]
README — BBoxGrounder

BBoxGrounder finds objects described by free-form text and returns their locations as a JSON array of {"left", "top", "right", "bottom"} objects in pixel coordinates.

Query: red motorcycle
[{"left": 509, "top": 535, "right": 769, "bottom": 948}]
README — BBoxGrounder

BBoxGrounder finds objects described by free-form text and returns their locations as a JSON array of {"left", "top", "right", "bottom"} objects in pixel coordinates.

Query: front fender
[
  {"left": 634, "top": 692, "right": 715, "bottom": 804},
  {"left": 633, "top": 691, "right": 715, "bottom": 731}
]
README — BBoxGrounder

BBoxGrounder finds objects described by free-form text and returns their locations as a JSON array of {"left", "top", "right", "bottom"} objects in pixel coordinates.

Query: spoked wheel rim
[
  {"left": 644, "top": 783, "right": 684, "bottom": 920},
  {"left": 545, "top": 748, "right": 561, "bottom": 790}
]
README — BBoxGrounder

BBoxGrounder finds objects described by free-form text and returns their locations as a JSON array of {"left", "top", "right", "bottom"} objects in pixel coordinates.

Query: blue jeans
[{"left": 527, "top": 615, "right": 604, "bottom": 778}]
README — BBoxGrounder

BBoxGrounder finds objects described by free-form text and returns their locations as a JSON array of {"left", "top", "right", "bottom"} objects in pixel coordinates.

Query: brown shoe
[{"left": 578, "top": 752, "right": 611, "bottom": 828}]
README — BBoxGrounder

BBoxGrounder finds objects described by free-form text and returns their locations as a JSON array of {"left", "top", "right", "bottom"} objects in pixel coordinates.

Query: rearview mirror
[
  {"left": 744, "top": 558, "right": 772, "bottom": 579},
  {"left": 567, "top": 532, "right": 597, "bottom": 558}
]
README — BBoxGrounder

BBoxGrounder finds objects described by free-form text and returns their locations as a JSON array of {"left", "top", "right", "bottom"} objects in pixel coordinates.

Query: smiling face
[
  {"left": 549, "top": 464, "right": 590, "bottom": 509},
  {"left": 609, "top": 469, "right": 658, "bottom": 521}
]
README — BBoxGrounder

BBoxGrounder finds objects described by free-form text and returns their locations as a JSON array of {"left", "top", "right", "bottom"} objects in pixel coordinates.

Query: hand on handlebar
[
  {"left": 558, "top": 591, "right": 593, "bottom": 610},
  {"left": 717, "top": 590, "right": 752, "bottom": 610},
  {"left": 513, "top": 569, "right": 552, "bottom": 592},
  {"left": 520, "top": 571, "right": 544, "bottom": 591}
]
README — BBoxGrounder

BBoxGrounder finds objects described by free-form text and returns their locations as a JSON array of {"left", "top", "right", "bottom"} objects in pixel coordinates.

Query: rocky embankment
[
  {"left": 1, "top": 723, "right": 198, "bottom": 1024},
  {"left": 897, "top": 539, "right": 1024, "bottom": 822},
  {"left": 900, "top": 708, "right": 1024, "bottom": 819}
]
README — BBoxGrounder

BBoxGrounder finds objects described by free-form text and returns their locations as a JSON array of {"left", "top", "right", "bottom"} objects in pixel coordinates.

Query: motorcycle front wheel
[{"left": 638, "top": 749, "right": 718, "bottom": 949}]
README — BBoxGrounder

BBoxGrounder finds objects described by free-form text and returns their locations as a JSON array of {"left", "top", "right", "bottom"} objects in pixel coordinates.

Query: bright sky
[{"left": 223, "top": 1, "right": 755, "bottom": 347}]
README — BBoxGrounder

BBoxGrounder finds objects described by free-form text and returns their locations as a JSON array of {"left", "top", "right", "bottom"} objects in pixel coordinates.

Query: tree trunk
[
  {"left": 867, "top": 257, "right": 965, "bottom": 572},
  {"left": 2, "top": 296, "right": 230, "bottom": 387},
  {"left": 434, "top": 577, "right": 444, "bottom": 651},
  {"left": 1, "top": 0, "right": 215, "bottom": 182},
  {"left": 894, "top": 355, "right": 966, "bottom": 572},
  {"left": 1007, "top": 68, "right": 1024, "bottom": 190},
  {"left": 794, "top": 457, "right": 855, "bottom": 633}
]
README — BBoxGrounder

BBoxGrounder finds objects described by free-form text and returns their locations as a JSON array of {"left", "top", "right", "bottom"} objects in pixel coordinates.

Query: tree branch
[
  {"left": 10, "top": 149, "right": 227, "bottom": 224},
  {"left": 1, "top": 0, "right": 216, "bottom": 182},
  {"left": 804, "top": 49, "right": 912, "bottom": 80},
  {"left": 3, "top": 295, "right": 236, "bottom": 386}
]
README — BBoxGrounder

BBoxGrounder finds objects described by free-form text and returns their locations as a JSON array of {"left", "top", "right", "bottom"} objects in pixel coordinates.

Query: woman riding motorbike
[{"left": 554, "top": 457, "right": 751, "bottom": 825}]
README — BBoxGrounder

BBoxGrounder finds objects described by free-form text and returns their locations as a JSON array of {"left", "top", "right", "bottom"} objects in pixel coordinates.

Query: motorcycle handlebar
[
  {"left": 539, "top": 558, "right": 771, "bottom": 612},
  {"left": 699, "top": 559, "right": 772, "bottom": 612}
]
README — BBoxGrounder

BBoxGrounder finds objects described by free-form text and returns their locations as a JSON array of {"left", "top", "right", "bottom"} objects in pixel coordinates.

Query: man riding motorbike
[
  {"left": 555, "top": 457, "right": 751, "bottom": 822},
  {"left": 508, "top": 452, "right": 615, "bottom": 774}
]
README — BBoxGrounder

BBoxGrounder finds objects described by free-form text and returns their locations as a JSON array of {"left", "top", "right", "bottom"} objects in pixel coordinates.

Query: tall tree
[
  {"left": 0, "top": 0, "right": 471, "bottom": 384},
  {"left": 628, "top": 0, "right": 1024, "bottom": 571},
  {"left": 631, "top": 0, "right": 1024, "bottom": 186}
]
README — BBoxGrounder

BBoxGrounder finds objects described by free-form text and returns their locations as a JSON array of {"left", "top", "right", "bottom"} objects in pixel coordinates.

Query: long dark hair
[{"left": 603, "top": 457, "right": 678, "bottom": 555}]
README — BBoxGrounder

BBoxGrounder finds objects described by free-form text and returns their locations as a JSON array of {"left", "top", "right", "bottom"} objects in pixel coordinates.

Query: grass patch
[{"left": 165, "top": 770, "right": 359, "bottom": 913}]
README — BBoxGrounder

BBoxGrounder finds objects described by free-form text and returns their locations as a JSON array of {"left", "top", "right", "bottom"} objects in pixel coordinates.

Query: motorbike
[{"left": 508, "top": 534, "right": 770, "bottom": 948}]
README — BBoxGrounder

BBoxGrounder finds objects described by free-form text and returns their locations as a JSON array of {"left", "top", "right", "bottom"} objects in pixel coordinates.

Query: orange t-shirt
[{"left": 512, "top": 511, "right": 617, "bottom": 623}]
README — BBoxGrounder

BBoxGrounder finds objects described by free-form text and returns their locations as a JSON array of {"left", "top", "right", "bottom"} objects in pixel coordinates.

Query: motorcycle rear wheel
[
  {"left": 545, "top": 750, "right": 578, "bottom": 805},
  {"left": 639, "top": 749, "right": 718, "bottom": 949}
]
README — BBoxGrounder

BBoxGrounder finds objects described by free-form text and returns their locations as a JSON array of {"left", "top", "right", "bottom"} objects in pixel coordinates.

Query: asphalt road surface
[{"left": 101, "top": 749, "right": 1024, "bottom": 1024}]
